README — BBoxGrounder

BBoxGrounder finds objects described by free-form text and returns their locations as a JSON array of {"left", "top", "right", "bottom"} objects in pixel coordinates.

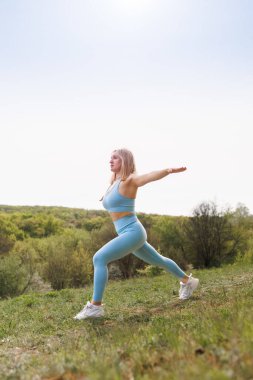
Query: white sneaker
[
  {"left": 73, "top": 301, "right": 105, "bottom": 320},
  {"left": 179, "top": 274, "right": 199, "bottom": 300}
]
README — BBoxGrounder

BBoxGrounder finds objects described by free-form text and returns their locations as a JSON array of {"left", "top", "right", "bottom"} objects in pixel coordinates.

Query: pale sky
[{"left": 1, "top": 0, "right": 252, "bottom": 216}]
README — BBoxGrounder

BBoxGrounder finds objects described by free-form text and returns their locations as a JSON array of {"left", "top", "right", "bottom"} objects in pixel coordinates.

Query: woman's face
[{"left": 110, "top": 152, "right": 122, "bottom": 173}]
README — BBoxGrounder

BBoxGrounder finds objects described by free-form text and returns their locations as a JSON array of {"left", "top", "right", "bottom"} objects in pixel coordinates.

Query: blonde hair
[{"left": 110, "top": 148, "right": 136, "bottom": 183}]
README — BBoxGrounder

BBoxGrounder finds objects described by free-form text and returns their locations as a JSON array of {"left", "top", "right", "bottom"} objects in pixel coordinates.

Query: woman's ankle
[
  {"left": 181, "top": 275, "right": 189, "bottom": 284},
  {"left": 91, "top": 300, "right": 102, "bottom": 306}
]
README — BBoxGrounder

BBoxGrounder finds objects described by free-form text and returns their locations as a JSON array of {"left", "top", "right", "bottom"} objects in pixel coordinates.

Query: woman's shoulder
[
  {"left": 121, "top": 174, "right": 139, "bottom": 190},
  {"left": 124, "top": 173, "right": 138, "bottom": 183}
]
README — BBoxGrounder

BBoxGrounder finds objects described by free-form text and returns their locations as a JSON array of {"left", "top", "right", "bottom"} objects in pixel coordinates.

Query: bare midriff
[{"left": 109, "top": 211, "right": 134, "bottom": 221}]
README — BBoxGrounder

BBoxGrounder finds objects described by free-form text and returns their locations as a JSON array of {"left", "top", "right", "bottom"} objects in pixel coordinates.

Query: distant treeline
[{"left": 0, "top": 202, "right": 252, "bottom": 298}]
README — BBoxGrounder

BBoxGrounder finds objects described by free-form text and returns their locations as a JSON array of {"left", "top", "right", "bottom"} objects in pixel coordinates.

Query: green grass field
[{"left": 0, "top": 262, "right": 253, "bottom": 380}]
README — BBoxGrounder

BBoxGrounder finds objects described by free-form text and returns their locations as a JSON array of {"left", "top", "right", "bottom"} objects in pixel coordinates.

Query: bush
[
  {"left": 137, "top": 265, "right": 165, "bottom": 277},
  {"left": 0, "top": 214, "right": 24, "bottom": 255},
  {"left": 41, "top": 230, "right": 93, "bottom": 290},
  {"left": 43, "top": 243, "right": 93, "bottom": 290},
  {"left": 16, "top": 214, "right": 63, "bottom": 238},
  {"left": 0, "top": 238, "right": 40, "bottom": 298},
  {"left": 149, "top": 216, "right": 188, "bottom": 270},
  {"left": 0, "top": 255, "right": 29, "bottom": 298}
]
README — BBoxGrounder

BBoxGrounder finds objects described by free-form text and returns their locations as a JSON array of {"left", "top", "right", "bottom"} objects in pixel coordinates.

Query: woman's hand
[{"left": 168, "top": 167, "right": 187, "bottom": 174}]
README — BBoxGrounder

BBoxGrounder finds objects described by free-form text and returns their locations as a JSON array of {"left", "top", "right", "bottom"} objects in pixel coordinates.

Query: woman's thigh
[{"left": 93, "top": 227, "right": 146, "bottom": 265}]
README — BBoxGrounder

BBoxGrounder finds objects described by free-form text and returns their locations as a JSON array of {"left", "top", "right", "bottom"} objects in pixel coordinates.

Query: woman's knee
[{"left": 93, "top": 250, "right": 106, "bottom": 267}]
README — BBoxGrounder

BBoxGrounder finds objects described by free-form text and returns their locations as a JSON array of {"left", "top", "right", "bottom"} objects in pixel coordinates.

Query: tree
[{"left": 184, "top": 202, "right": 246, "bottom": 268}]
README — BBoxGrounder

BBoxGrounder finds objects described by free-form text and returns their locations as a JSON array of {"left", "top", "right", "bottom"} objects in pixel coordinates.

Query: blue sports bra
[{"left": 102, "top": 179, "right": 135, "bottom": 212}]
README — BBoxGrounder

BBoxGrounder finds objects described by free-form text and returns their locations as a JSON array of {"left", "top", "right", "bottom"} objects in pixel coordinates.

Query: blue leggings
[{"left": 92, "top": 215, "right": 186, "bottom": 301}]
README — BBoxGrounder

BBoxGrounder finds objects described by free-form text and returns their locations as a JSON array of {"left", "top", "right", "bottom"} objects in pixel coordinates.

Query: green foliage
[
  {"left": 0, "top": 255, "right": 29, "bottom": 298},
  {"left": 229, "top": 203, "right": 253, "bottom": 261},
  {"left": 10, "top": 213, "right": 63, "bottom": 238},
  {"left": 87, "top": 219, "right": 116, "bottom": 253},
  {"left": 41, "top": 230, "right": 93, "bottom": 290},
  {"left": 0, "top": 214, "right": 24, "bottom": 255},
  {"left": 0, "top": 239, "right": 39, "bottom": 298},
  {"left": 0, "top": 203, "right": 252, "bottom": 297},
  {"left": 236, "top": 234, "right": 253, "bottom": 264},
  {"left": 0, "top": 205, "right": 108, "bottom": 229},
  {"left": 151, "top": 215, "right": 188, "bottom": 269},
  {"left": 184, "top": 202, "right": 248, "bottom": 268},
  {"left": 137, "top": 265, "right": 165, "bottom": 277},
  {"left": 82, "top": 216, "right": 106, "bottom": 231}
]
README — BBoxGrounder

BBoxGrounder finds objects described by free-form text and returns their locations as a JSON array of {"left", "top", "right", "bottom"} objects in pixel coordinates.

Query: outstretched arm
[{"left": 131, "top": 167, "right": 187, "bottom": 187}]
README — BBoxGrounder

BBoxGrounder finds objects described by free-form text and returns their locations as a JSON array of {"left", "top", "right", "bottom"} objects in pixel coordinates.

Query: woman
[{"left": 74, "top": 148, "right": 199, "bottom": 320}]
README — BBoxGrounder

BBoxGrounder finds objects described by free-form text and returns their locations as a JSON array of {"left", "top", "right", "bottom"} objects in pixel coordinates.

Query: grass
[{"left": 0, "top": 262, "right": 253, "bottom": 380}]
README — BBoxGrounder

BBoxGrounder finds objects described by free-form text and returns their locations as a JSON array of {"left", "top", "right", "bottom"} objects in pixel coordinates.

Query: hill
[{"left": 0, "top": 262, "right": 253, "bottom": 380}]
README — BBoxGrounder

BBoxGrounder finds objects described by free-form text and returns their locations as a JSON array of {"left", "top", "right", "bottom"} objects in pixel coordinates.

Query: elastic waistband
[{"left": 113, "top": 214, "right": 138, "bottom": 233}]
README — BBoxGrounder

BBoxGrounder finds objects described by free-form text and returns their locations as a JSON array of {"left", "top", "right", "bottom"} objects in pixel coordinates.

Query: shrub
[
  {"left": 0, "top": 214, "right": 24, "bottom": 255},
  {"left": 0, "top": 255, "right": 29, "bottom": 298},
  {"left": 41, "top": 230, "right": 93, "bottom": 290},
  {"left": 16, "top": 214, "right": 63, "bottom": 238},
  {"left": 148, "top": 216, "right": 188, "bottom": 270},
  {"left": 137, "top": 265, "right": 165, "bottom": 277}
]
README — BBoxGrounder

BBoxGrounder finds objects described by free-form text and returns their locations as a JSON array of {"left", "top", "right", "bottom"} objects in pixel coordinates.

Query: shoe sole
[{"left": 74, "top": 314, "right": 104, "bottom": 320}]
